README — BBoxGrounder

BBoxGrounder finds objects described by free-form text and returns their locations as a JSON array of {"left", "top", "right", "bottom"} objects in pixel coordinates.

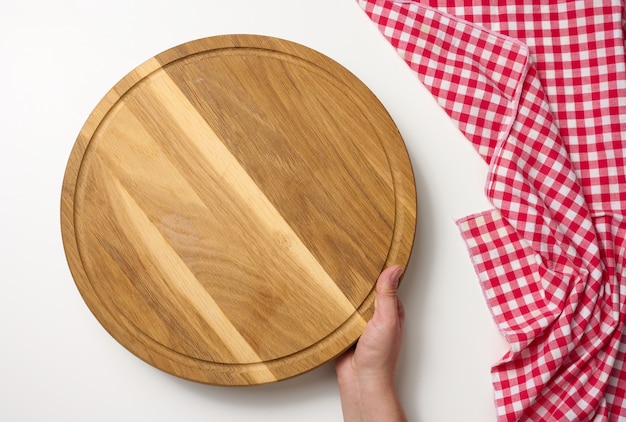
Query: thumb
[{"left": 373, "top": 265, "right": 403, "bottom": 323}]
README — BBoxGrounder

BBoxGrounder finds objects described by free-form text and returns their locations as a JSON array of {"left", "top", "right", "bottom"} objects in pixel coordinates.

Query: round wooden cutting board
[{"left": 61, "top": 34, "right": 417, "bottom": 386}]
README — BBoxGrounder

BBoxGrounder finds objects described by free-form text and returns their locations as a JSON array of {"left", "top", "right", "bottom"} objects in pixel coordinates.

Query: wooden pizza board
[{"left": 61, "top": 34, "right": 417, "bottom": 385}]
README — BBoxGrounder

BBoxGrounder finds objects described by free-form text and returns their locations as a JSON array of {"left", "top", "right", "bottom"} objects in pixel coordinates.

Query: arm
[{"left": 335, "top": 265, "right": 407, "bottom": 422}]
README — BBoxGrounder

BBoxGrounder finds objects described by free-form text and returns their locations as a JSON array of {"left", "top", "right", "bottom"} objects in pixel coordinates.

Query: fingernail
[{"left": 390, "top": 266, "right": 403, "bottom": 287}]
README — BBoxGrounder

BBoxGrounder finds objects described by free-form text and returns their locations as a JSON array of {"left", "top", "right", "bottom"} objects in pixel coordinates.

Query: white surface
[{"left": 0, "top": 1, "right": 509, "bottom": 421}]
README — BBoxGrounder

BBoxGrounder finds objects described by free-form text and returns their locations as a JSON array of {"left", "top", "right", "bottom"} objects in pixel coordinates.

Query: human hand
[{"left": 335, "top": 265, "right": 406, "bottom": 422}]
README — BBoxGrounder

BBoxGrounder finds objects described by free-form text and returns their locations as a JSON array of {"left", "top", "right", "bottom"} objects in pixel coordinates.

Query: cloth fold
[{"left": 359, "top": 1, "right": 626, "bottom": 420}]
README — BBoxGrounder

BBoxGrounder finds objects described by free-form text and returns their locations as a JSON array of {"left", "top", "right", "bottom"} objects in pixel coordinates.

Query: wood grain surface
[{"left": 61, "top": 34, "right": 417, "bottom": 385}]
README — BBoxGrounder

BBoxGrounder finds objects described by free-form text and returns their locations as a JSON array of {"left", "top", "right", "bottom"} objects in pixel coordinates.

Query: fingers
[{"left": 374, "top": 265, "right": 404, "bottom": 323}]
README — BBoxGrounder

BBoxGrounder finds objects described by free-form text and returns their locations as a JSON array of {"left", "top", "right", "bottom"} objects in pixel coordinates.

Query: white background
[{"left": 0, "top": 1, "right": 510, "bottom": 421}]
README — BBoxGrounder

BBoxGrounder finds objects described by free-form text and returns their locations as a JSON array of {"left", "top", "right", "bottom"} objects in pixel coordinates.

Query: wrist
[
  {"left": 357, "top": 373, "right": 396, "bottom": 394},
  {"left": 360, "top": 379, "right": 399, "bottom": 404}
]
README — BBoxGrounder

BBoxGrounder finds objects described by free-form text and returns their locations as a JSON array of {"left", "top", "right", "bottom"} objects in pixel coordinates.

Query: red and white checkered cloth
[{"left": 358, "top": 1, "right": 626, "bottom": 420}]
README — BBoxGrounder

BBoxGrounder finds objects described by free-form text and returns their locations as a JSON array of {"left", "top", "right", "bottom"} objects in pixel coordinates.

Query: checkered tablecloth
[{"left": 358, "top": 1, "right": 626, "bottom": 420}]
